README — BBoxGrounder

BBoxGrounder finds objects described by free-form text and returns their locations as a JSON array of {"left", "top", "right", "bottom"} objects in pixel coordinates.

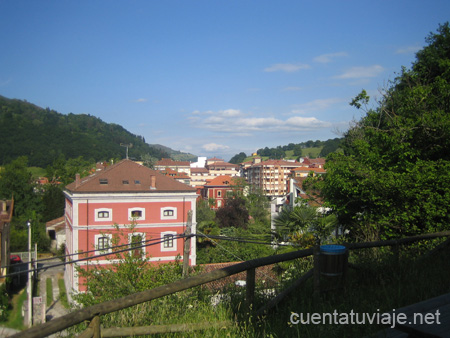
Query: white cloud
[
  {"left": 313, "top": 52, "right": 348, "bottom": 63},
  {"left": 395, "top": 45, "right": 421, "bottom": 54},
  {"left": 202, "top": 143, "right": 230, "bottom": 151},
  {"left": 189, "top": 109, "right": 332, "bottom": 133},
  {"left": 335, "top": 65, "right": 384, "bottom": 79},
  {"left": 134, "top": 98, "right": 148, "bottom": 103},
  {"left": 264, "top": 63, "right": 310, "bottom": 73}
]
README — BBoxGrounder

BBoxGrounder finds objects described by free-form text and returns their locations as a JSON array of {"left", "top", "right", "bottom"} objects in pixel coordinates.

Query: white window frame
[
  {"left": 128, "top": 232, "right": 146, "bottom": 256},
  {"left": 95, "top": 208, "right": 112, "bottom": 222},
  {"left": 94, "top": 234, "right": 113, "bottom": 255},
  {"left": 161, "top": 231, "right": 177, "bottom": 252},
  {"left": 128, "top": 207, "right": 145, "bottom": 221},
  {"left": 161, "top": 207, "right": 177, "bottom": 220}
]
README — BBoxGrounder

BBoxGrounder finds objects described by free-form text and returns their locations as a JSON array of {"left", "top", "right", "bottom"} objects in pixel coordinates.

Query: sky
[{"left": 1, "top": 1, "right": 449, "bottom": 161}]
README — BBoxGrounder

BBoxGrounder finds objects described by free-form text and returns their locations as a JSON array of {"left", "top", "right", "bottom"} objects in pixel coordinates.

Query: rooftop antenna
[{"left": 120, "top": 143, "right": 133, "bottom": 160}]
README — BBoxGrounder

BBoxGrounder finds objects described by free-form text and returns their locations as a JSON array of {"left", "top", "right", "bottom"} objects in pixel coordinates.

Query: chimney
[
  {"left": 150, "top": 175, "right": 156, "bottom": 190},
  {"left": 253, "top": 157, "right": 262, "bottom": 164},
  {"left": 75, "top": 174, "right": 81, "bottom": 188}
]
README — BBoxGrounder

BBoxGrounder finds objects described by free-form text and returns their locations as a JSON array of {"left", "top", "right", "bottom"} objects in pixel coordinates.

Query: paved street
[{"left": 38, "top": 258, "right": 70, "bottom": 322}]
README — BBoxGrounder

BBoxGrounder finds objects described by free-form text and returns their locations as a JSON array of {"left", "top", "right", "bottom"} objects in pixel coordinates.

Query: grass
[
  {"left": 4, "top": 289, "right": 27, "bottom": 330},
  {"left": 28, "top": 166, "right": 46, "bottom": 179},
  {"left": 58, "top": 278, "right": 69, "bottom": 309},
  {"left": 252, "top": 240, "right": 450, "bottom": 337},
  {"left": 53, "top": 239, "right": 450, "bottom": 337},
  {"left": 46, "top": 278, "right": 53, "bottom": 307}
]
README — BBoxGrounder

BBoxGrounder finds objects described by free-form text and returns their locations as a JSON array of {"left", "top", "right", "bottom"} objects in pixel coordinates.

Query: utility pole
[
  {"left": 182, "top": 211, "right": 193, "bottom": 278},
  {"left": 120, "top": 143, "right": 133, "bottom": 160},
  {"left": 27, "top": 220, "right": 32, "bottom": 327}
]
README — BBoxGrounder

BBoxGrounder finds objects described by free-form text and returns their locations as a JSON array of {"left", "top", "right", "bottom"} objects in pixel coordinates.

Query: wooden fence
[{"left": 10, "top": 230, "right": 450, "bottom": 338}]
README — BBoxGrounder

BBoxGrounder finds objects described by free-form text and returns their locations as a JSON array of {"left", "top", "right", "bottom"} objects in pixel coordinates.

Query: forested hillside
[{"left": 0, "top": 96, "right": 195, "bottom": 167}]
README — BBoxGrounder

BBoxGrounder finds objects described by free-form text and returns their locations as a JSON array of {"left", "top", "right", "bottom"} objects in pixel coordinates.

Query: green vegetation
[
  {"left": 230, "top": 140, "right": 340, "bottom": 164},
  {"left": 0, "top": 95, "right": 195, "bottom": 168},
  {"left": 256, "top": 240, "right": 450, "bottom": 337},
  {"left": 3, "top": 290, "right": 27, "bottom": 330},
  {"left": 58, "top": 279, "right": 69, "bottom": 309},
  {"left": 46, "top": 278, "right": 53, "bottom": 307},
  {"left": 316, "top": 22, "right": 450, "bottom": 241},
  {"left": 196, "top": 185, "right": 274, "bottom": 264}
]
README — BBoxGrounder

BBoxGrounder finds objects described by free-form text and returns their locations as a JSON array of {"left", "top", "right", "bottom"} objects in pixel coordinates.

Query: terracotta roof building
[{"left": 64, "top": 160, "right": 197, "bottom": 296}]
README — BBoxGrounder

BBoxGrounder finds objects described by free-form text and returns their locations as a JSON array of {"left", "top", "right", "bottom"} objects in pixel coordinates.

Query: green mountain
[{"left": 0, "top": 95, "right": 196, "bottom": 167}]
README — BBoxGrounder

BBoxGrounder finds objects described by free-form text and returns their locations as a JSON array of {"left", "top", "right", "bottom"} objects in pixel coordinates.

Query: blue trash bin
[{"left": 320, "top": 245, "right": 348, "bottom": 276}]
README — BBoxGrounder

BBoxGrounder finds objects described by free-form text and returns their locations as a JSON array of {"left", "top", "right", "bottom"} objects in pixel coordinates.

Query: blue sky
[{"left": 1, "top": 1, "right": 449, "bottom": 161}]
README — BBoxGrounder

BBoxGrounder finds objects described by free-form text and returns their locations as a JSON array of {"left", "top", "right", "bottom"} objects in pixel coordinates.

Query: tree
[
  {"left": 274, "top": 204, "right": 337, "bottom": 245},
  {"left": 0, "top": 156, "right": 41, "bottom": 218},
  {"left": 141, "top": 153, "right": 157, "bottom": 168},
  {"left": 293, "top": 144, "right": 303, "bottom": 158},
  {"left": 41, "top": 184, "right": 65, "bottom": 222},
  {"left": 215, "top": 196, "right": 249, "bottom": 229},
  {"left": 229, "top": 152, "right": 247, "bottom": 164},
  {"left": 321, "top": 23, "right": 450, "bottom": 240}
]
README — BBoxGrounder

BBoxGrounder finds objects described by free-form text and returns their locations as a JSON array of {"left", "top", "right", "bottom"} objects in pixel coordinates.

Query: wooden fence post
[
  {"left": 246, "top": 268, "right": 255, "bottom": 311},
  {"left": 91, "top": 316, "right": 100, "bottom": 338},
  {"left": 313, "top": 241, "right": 321, "bottom": 299},
  {"left": 183, "top": 211, "right": 193, "bottom": 278}
]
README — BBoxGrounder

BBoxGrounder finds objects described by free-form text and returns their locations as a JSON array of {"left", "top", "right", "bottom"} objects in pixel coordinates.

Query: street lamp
[{"left": 27, "top": 220, "right": 32, "bottom": 327}]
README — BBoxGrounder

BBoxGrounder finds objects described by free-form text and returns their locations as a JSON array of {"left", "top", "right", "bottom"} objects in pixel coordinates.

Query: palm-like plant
[{"left": 274, "top": 204, "right": 337, "bottom": 244}]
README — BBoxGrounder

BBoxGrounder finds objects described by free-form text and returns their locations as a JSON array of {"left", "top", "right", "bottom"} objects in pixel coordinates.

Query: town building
[
  {"left": 154, "top": 158, "right": 191, "bottom": 176},
  {"left": 201, "top": 175, "right": 242, "bottom": 209},
  {"left": 63, "top": 159, "right": 197, "bottom": 295},
  {"left": 189, "top": 158, "right": 239, "bottom": 188},
  {"left": 244, "top": 159, "right": 303, "bottom": 197}
]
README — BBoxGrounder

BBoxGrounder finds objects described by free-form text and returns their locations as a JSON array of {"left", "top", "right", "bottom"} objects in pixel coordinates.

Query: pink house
[{"left": 63, "top": 160, "right": 197, "bottom": 294}]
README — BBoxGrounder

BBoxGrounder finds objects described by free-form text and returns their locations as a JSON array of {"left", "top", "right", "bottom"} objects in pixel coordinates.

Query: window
[
  {"left": 99, "top": 178, "right": 108, "bottom": 185},
  {"left": 164, "top": 210, "right": 174, "bottom": 217},
  {"left": 98, "top": 211, "right": 109, "bottom": 218},
  {"left": 128, "top": 207, "right": 145, "bottom": 220},
  {"left": 161, "top": 207, "right": 177, "bottom": 220},
  {"left": 95, "top": 234, "right": 112, "bottom": 254},
  {"left": 161, "top": 231, "right": 177, "bottom": 252},
  {"left": 163, "top": 234, "right": 174, "bottom": 248},
  {"left": 131, "top": 210, "right": 142, "bottom": 218},
  {"left": 98, "top": 236, "right": 110, "bottom": 251},
  {"left": 129, "top": 233, "right": 145, "bottom": 257},
  {"left": 95, "top": 208, "right": 112, "bottom": 222},
  {"left": 217, "top": 190, "right": 222, "bottom": 197},
  {"left": 134, "top": 180, "right": 141, "bottom": 184},
  {"left": 122, "top": 180, "right": 129, "bottom": 185}
]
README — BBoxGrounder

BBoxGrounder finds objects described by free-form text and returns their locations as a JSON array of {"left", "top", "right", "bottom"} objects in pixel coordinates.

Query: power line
[{"left": 3, "top": 234, "right": 189, "bottom": 278}]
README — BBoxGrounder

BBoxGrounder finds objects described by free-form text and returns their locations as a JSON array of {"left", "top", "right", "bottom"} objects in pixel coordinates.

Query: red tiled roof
[
  {"left": 207, "top": 157, "right": 224, "bottom": 161},
  {"left": 309, "top": 158, "right": 326, "bottom": 165},
  {"left": 251, "top": 159, "right": 302, "bottom": 168},
  {"left": 46, "top": 216, "right": 66, "bottom": 231},
  {"left": 65, "top": 159, "right": 196, "bottom": 193},
  {"left": 205, "top": 175, "right": 238, "bottom": 186},
  {"left": 206, "top": 161, "right": 238, "bottom": 169},
  {"left": 156, "top": 158, "right": 191, "bottom": 167},
  {"left": 200, "top": 262, "right": 278, "bottom": 290},
  {"left": 191, "top": 168, "right": 209, "bottom": 174},
  {"left": 159, "top": 168, "right": 190, "bottom": 178}
]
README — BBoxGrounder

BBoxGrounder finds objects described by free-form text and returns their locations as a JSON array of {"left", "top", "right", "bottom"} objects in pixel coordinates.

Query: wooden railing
[{"left": 10, "top": 230, "right": 450, "bottom": 338}]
